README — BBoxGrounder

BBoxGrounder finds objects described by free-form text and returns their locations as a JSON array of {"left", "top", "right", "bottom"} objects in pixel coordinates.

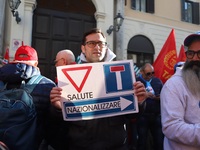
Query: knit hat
[{"left": 14, "top": 45, "right": 38, "bottom": 61}]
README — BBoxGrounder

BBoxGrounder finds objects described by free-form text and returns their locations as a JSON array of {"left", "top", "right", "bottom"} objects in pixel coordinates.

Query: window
[
  {"left": 181, "top": 0, "right": 200, "bottom": 24},
  {"left": 131, "top": 0, "right": 154, "bottom": 13},
  {"left": 184, "top": 1, "right": 193, "bottom": 23},
  {"left": 133, "top": 0, "right": 146, "bottom": 12},
  {"left": 128, "top": 52, "right": 153, "bottom": 68},
  {"left": 127, "top": 35, "right": 154, "bottom": 68}
]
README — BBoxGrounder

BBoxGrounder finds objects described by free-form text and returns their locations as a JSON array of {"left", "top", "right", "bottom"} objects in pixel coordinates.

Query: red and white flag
[
  {"left": 153, "top": 29, "right": 177, "bottom": 83},
  {"left": 3, "top": 48, "right": 9, "bottom": 64},
  {"left": 177, "top": 44, "right": 186, "bottom": 62}
]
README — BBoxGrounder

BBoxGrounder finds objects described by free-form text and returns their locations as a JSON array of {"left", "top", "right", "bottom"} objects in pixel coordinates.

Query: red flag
[
  {"left": 177, "top": 44, "right": 186, "bottom": 62},
  {"left": 3, "top": 48, "right": 9, "bottom": 64},
  {"left": 153, "top": 29, "right": 177, "bottom": 83}
]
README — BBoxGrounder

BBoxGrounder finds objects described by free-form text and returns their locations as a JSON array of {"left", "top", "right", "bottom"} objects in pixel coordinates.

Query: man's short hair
[{"left": 81, "top": 28, "right": 106, "bottom": 45}]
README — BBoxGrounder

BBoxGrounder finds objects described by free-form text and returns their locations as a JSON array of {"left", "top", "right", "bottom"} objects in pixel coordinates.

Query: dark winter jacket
[
  {"left": 136, "top": 75, "right": 163, "bottom": 114},
  {"left": 52, "top": 50, "right": 132, "bottom": 150},
  {"left": 0, "top": 63, "right": 56, "bottom": 149}
]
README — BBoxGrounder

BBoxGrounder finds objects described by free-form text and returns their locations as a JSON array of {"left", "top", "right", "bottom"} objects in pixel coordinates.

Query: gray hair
[{"left": 57, "top": 49, "right": 75, "bottom": 64}]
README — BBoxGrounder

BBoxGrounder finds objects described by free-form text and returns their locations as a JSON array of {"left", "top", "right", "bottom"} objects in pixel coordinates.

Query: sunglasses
[{"left": 145, "top": 72, "right": 155, "bottom": 76}]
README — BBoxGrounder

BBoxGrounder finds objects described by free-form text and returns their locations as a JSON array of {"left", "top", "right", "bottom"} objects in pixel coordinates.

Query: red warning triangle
[{"left": 62, "top": 66, "right": 92, "bottom": 92}]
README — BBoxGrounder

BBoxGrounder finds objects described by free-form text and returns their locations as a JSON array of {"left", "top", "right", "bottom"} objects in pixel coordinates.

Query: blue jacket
[{"left": 0, "top": 63, "right": 56, "bottom": 149}]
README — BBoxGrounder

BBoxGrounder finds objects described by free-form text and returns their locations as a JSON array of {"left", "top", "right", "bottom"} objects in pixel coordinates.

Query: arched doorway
[
  {"left": 32, "top": 0, "right": 96, "bottom": 80},
  {"left": 127, "top": 35, "right": 154, "bottom": 67}
]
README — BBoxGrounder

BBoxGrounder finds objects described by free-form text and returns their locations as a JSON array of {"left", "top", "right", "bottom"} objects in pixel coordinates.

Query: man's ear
[
  {"left": 81, "top": 45, "right": 85, "bottom": 53},
  {"left": 34, "top": 61, "right": 38, "bottom": 67},
  {"left": 140, "top": 70, "right": 144, "bottom": 75},
  {"left": 64, "top": 59, "right": 69, "bottom": 65}
]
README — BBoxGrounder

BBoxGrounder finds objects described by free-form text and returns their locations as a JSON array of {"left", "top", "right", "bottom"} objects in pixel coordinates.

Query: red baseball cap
[{"left": 14, "top": 45, "right": 38, "bottom": 61}]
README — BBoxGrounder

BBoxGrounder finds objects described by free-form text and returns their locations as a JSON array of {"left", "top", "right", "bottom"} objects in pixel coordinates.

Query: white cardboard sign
[{"left": 57, "top": 60, "right": 138, "bottom": 121}]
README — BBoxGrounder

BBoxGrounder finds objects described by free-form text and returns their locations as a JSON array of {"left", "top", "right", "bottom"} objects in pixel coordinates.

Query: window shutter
[
  {"left": 192, "top": 2, "right": 200, "bottom": 24},
  {"left": 131, "top": 0, "right": 136, "bottom": 10},
  {"left": 146, "top": 0, "right": 154, "bottom": 13},
  {"left": 181, "top": 0, "right": 185, "bottom": 21}
]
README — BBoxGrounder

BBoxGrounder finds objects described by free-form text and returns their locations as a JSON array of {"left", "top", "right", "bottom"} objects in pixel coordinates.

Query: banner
[
  {"left": 177, "top": 44, "right": 186, "bottom": 62},
  {"left": 153, "top": 29, "right": 177, "bottom": 83}
]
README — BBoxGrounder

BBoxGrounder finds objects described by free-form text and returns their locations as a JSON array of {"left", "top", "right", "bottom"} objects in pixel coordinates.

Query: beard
[{"left": 182, "top": 60, "right": 200, "bottom": 97}]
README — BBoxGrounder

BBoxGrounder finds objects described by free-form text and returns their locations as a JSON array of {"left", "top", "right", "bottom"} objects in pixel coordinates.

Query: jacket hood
[
  {"left": 78, "top": 48, "right": 116, "bottom": 63},
  {"left": 0, "top": 63, "right": 40, "bottom": 83}
]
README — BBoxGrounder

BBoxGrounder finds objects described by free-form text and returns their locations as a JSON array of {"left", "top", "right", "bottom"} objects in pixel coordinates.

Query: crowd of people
[{"left": 0, "top": 28, "right": 200, "bottom": 150}]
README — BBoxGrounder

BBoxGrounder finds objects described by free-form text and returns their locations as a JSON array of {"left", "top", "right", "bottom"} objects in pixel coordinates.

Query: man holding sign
[{"left": 50, "top": 28, "right": 147, "bottom": 150}]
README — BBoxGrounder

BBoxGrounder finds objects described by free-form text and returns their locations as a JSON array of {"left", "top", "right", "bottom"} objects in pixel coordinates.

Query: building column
[
  {"left": 93, "top": 0, "right": 114, "bottom": 51},
  {"left": 4, "top": 0, "right": 37, "bottom": 60},
  {"left": 23, "top": 0, "right": 37, "bottom": 45},
  {"left": 115, "top": 0, "right": 125, "bottom": 60},
  {"left": 0, "top": 0, "right": 6, "bottom": 56}
]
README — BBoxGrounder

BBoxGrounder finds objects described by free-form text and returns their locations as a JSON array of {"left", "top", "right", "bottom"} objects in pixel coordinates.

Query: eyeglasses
[
  {"left": 185, "top": 50, "right": 200, "bottom": 59},
  {"left": 54, "top": 58, "right": 64, "bottom": 64},
  {"left": 145, "top": 72, "right": 155, "bottom": 76},
  {"left": 84, "top": 41, "right": 107, "bottom": 48}
]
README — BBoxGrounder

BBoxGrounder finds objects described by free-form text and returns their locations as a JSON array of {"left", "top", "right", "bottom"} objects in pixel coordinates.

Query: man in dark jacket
[
  {"left": 50, "top": 28, "right": 147, "bottom": 150},
  {"left": 0, "top": 45, "right": 56, "bottom": 150},
  {"left": 136, "top": 63, "right": 164, "bottom": 150},
  {"left": 45, "top": 49, "right": 76, "bottom": 150}
]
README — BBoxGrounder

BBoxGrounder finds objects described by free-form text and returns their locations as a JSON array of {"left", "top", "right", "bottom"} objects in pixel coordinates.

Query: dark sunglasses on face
[
  {"left": 145, "top": 72, "right": 155, "bottom": 76},
  {"left": 185, "top": 50, "right": 200, "bottom": 59}
]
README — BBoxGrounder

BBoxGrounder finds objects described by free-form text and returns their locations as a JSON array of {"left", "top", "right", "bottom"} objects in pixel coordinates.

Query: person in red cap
[
  {"left": 161, "top": 31, "right": 200, "bottom": 150},
  {"left": 0, "top": 45, "right": 56, "bottom": 150}
]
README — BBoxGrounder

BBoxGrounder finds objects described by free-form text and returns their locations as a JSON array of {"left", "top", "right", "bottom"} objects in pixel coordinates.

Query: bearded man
[{"left": 161, "top": 31, "right": 200, "bottom": 150}]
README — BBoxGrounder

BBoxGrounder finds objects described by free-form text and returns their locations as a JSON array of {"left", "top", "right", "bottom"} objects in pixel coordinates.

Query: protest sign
[{"left": 57, "top": 60, "right": 138, "bottom": 121}]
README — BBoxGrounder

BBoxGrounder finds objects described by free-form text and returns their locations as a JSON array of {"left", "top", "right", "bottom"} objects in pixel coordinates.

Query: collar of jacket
[
  {"left": 0, "top": 63, "right": 40, "bottom": 83},
  {"left": 78, "top": 48, "right": 116, "bottom": 64}
]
